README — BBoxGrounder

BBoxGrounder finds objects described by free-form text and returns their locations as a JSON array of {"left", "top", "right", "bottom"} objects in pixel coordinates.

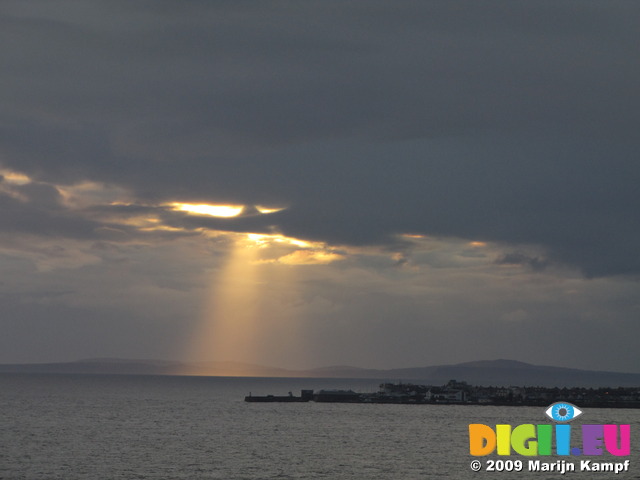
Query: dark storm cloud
[
  {"left": 0, "top": 180, "right": 193, "bottom": 244},
  {"left": 1, "top": 1, "right": 639, "bottom": 276}
]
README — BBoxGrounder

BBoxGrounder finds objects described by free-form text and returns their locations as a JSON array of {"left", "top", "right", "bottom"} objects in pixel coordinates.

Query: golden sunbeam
[
  {"left": 184, "top": 232, "right": 317, "bottom": 373},
  {"left": 186, "top": 235, "right": 263, "bottom": 370},
  {"left": 254, "top": 259, "right": 301, "bottom": 364}
]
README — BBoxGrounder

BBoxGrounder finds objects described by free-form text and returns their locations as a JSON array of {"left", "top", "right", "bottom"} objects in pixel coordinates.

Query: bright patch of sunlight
[
  {"left": 171, "top": 203, "right": 245, "bottom": 218},
  {"left": 246, "top": 233, "right": 311, "bottom": 248},
  {"left": 268, "top": 250, "right": 345, "bottom": 265},
  {"left": 0, "top": 169, "right": 31, "bottom": 185},
  {"left": 469, "top": 241, "right": 487, "bottom": 247},
  {"left": 255, "top": 205, "right": 286, "bottom": 214}
]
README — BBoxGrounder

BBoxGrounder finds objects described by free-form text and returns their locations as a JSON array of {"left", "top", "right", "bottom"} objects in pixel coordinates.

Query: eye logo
[{"left": 545, "top": 402, "right": 583, "bottom": 422}]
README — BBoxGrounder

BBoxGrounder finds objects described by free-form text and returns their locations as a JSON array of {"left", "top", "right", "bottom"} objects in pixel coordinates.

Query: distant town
[{"left": 246, "top": 380, "right": 640, "bottom": 408}]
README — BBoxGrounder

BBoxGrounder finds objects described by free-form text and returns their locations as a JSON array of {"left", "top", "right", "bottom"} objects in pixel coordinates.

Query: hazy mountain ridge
[{"left": 1, "top": 358, "right": 639, "bottom": 387}]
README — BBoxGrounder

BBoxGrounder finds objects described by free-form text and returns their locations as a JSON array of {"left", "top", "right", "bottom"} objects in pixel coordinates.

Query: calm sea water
[{"left": 1, "top": 374, "right": 639, "bottom": 479}]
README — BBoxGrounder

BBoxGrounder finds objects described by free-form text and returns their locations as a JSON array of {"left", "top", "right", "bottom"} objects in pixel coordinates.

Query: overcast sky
[{"left": 1, "top": 1, "right": 639, "bottom": 372}]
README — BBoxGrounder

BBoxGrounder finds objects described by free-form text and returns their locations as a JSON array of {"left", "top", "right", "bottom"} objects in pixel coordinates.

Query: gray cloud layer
[{"left": 2, "top": 1, "right": 639, "bottom": 278}]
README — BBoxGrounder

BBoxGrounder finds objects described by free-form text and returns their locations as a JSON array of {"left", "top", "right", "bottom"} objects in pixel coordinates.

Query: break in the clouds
[{"left": 1, "top": 1, "right": 639, "bottom": 371}]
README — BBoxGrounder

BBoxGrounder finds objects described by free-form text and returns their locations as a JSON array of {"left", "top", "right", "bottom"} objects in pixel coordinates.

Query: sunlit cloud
[
  {"left": 0, "top": 169, "right": 31, "bottom": 186},
  {"left": 469, "top": 241, "right": 487, "bottom": 247},
  {"left": 255, "top": 205, "right": 287, "bottom": 214},
  {"left": 170, "top": 202, "right": 245, "bottom": 218},
  {"left": 138, "top": 224, "right": 190, "bottom": 233},
  {"left": 0, "top": 168, "right": 134, "bottom": 211},
  {"left": 276, "top": 250, "right": 345, "bottom": 265},
  {"left": 57, "top": 182, "right": 132, "bottom": 209},
  {"left": 246, "top": 233, "right": 311, "bottom": 249},
  {"left": 0, "top": 168, "right": 528, "bottom": 277},
  {"left": 169, "top": 202, "right": 287, "bottom": 218},
  {"left": 0, "top": 169, "right": 35, "bottom": 201},
  {"left": 243, "top": 233, "right": 345, "bottom": 265},
  {"left": 401, "top": 233, "right": 428, "bottom": 240}
]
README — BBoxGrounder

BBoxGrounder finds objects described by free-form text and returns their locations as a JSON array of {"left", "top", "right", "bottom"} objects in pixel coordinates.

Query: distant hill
[
  {"left": 379, "top": 359, "right": 640, "bottom": 388},
  {"left": 1, "top": 358, "right": 639, "bottom": 387},
  {"left": 0, "top": 358, "right": 295, "bottom": 378},
  {"left": 0, "top": 358, "right": 188, "bottom": 376}
]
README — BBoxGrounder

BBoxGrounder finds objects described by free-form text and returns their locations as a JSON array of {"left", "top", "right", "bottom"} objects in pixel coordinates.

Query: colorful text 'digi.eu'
[{"left": 469, "top": 424, "right": 630, "bottom": 457}]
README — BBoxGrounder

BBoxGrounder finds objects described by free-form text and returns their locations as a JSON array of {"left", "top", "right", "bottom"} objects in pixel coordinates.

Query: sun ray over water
[
  {"left": 186, "top": 235, "right": 261, "bottom": 369},
  {"left": 183, "top": 231, "right": 341, "bottom": 374}
]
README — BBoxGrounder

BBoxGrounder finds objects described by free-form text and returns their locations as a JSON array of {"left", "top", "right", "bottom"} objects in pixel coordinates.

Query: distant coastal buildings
[
  {"left": 375, "top": 380, "right": 640, "bottom": 407},
  {"left": 246, "top": 380, "right": 640, "bottom": 408}
]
